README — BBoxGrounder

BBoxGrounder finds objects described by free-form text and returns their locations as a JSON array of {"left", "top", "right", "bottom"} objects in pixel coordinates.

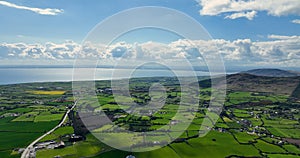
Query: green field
[
  {"left": 0, "top": 77, "right": 300, "bottom": 158},
  {"left": 284, "top": 145, "right": 300, "bottom": 154},
  {"left": 268, "top": 154, "right": 300, "bottom": 158},
  {"left": 12, "top": 111, "right": 39, "bottom": 122},
  {"left": 231, "top": 131, "right": 257, "bottom": 143},
  {"left": 0, "top": 117, "right": 60, "bottom": 157},
  {"left": 34, "top": 113, "right": 64, "bottom": 122},
  {"left": 227, "top": 91, "right": 288, "bottom": 105},
  {"left": 40, "top": 126, "right": 74, "bottom": 142},
  {"left": 254, "top": 140, "right": 286, "bottom": 153},
  {"left": 95, "top": 131, "right": 261, "bottom": 158},
  {"left": 37, "top": 134, "right": 104, "bottom": 158}
]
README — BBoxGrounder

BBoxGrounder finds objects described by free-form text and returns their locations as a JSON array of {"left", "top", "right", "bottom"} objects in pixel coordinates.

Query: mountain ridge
[
  {"left": 242, "top": 68, "right": 300, "bottom": 77},
  {"left": 226, "top": 73, "right": 300, "bottom": 96},
  {"left": 199, "top": 69, "right": 300, "bottom": 99}
]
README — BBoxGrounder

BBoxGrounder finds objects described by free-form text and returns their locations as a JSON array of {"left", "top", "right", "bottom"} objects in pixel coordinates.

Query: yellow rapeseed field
[{"left": 27, "top": 90, "right": 66, "bottom": 95}]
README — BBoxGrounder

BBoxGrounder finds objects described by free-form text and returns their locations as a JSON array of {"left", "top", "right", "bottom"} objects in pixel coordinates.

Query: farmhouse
[
  {"left": 69, "top": 134, "right": 84, "bottom": 142},
  {"left": 126, "top": 155, "right": 136, "bottom": 158}
]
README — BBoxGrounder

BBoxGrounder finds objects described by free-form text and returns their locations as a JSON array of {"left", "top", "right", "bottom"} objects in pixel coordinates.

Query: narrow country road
[{"left": 21, "top": 100, "right": 77, "bottom": 158}]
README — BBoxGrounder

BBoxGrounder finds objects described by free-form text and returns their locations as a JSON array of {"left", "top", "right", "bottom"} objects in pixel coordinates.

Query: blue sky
[
  {"left": 0, "top": 0, "right": 299, "bottom": 43},
  {"left": 0, "top": 0, "right": 299, "bottom": 68}
]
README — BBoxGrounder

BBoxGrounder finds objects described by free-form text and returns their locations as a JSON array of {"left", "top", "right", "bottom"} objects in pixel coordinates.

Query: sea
[{"left": 0, "top": 68, "right": 214, "bottom": 85}]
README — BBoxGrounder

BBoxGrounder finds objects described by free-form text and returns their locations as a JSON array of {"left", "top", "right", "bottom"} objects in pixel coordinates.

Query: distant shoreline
[
  {"left": 0, "top": 67, "right": 225, "bottom": 86},
  {"left": 0, "top": 65, "right": 299, "bottom": 75},
  {"left": 0, "top": 75, "right": 214, "bottom": 86}
]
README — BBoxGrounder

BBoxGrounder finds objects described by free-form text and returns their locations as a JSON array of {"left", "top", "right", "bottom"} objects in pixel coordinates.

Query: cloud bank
[
  {"left": 0, "top": 1, "right": 63, "bottom": 15},
  {"left": 197, "top": 0, "right": 300, "bottom": 20},
  {"left": 0, "top": 35, "right": 299, "bottom": 67}
]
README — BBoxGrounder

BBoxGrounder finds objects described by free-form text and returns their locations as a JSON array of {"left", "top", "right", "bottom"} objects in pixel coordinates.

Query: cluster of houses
[
  {"left": 0, "top": 112, "right": 20, "bottom": 118},
  {"left": 21, "top": 133, "right": 84, "bottom": 158},
  {"left": 97, "top": 88, "right": 113, "bottom": 94},
  {"left": 18, "top": 141, "right": 65, "bottom": 158},
  {"left": 35, "top": 141, "right": 65, "bottom": 150}
]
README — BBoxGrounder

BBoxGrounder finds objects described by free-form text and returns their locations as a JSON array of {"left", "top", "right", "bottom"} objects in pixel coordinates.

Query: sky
[{"left": 0, "top": 0, "right": 299, "bottom": 69}]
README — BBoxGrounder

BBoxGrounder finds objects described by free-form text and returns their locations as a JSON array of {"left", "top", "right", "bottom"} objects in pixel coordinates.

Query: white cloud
[
  {"left": 267, "top": 34, "right": 300, "bottom": 40},
  {"left": 0, "top": 36, "right": 300, "bottom": 67},
  {"left": 291, "top": 19, "right": 300, "bottom": 24},
  {"left": 197, "top": 0, "right": 300, "bottom": 20},
  {"left": 0, "top": 1, "right": 63, "bottom": 15},
  {"left": 0, "top": 41, "right": 79, "bottom": 60},
  {"left": 225, "top": 11, "right": 257, "bottom": 20}
]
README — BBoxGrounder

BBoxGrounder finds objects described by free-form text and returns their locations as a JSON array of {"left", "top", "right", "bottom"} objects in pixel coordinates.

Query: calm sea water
[{"left": 0, "top": 68, "right": 213, "bottom": 85}]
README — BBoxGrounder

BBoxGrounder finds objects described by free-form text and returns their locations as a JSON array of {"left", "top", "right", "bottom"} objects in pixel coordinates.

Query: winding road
[{"left": 21, "top": 100, "right": 77, "bottom": 158}]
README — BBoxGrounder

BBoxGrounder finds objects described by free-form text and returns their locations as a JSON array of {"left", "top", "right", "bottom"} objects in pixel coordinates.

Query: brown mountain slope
[
  {"left": 292, "top": 82, "right": 300, "bottom": 99},
  {"left": 243, "top": 68, "right": 300, "bottom": 77},
  {"left": 199, "top": 73, "right": 300, "bottom": 97},
  {"left": 226, "top": 73, "right": 300, "bottom": 96}
]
